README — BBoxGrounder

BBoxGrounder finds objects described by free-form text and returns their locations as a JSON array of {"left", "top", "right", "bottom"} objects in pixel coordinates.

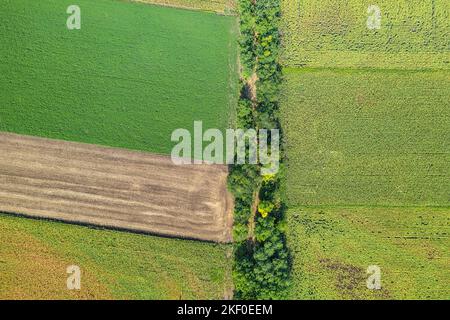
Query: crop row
[{"left": 286, "top": 206, "right": 450, "bottom": 299}]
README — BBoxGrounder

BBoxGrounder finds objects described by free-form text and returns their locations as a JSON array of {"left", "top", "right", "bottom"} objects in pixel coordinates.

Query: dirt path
[{"left": 0, "top": 132, "right": 233, "bottom": 243}]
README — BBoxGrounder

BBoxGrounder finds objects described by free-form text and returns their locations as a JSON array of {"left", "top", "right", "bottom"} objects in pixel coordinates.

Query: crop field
[
  {"left": 135, "top": 0, "right": 235, "bottom": 14},
  {"left": 0, "top": 0, "right": 238, "bottom": 155},
  {"left": 0, "top": 213, "right": 232, "bottom": 299},
  {"left": 286, "top": 206, "right": 450, "bottom": 300},
  {"left": 280, "top": 0, "right": 450, "bottom": 298},
  {"left": 281, "top": 69, "right": 450, "bottom": 298},
  {"left": 0, "top": 133, "right": 233, "bottom": 243},
  {"left": 0, "top": 0, "right": 238, "bottom": 300},
  {"left": 281, "top": 68, "right": 450, "bottom": 207},
  {"left": 280, "top": 0, "right": 450, "bottom": 69}
]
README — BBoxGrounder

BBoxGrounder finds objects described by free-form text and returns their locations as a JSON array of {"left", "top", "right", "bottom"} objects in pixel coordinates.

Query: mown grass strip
[
  {"left": 280, "top": 0, "right": 450, "bottom": 70},
  {"left": 132, "top": 0, "right": 236, "bottom": 14},
  {"left": 280, "top": 69, "right": 450, "bottom": 207}
]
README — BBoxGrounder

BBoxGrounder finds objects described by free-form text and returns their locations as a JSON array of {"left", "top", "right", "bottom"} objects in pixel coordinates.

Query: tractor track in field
[{"left": 0, "top": 132, "right": 234, "bottom": 243}]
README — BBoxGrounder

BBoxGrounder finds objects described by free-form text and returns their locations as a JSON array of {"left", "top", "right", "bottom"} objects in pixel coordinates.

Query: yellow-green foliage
[
  {"left": 287, "top": 206, "right": 450, "bottom": 300},
  {"left": 0, "top": 214, "right": 232, "bottom": 299},
  {"left": 281, "top": 0, "right": 450, "bottom": 69},
  {"left": 280, "top": 0, "right": 449, "bottom": 301},
  {"left": 281, "top": 68, "right": 450, "bottom": 207}
]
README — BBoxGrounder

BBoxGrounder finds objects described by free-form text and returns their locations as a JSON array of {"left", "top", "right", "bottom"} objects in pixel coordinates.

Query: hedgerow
[{"left": 229, "top": 0, "right": 290, "bottom": 300}]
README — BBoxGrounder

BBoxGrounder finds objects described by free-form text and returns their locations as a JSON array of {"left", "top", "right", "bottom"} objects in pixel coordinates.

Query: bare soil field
[
  {"left": 0, "top": 132, "right": 233, "bottom": 243},
  {"left": 132, "top": 0, "right": 236, "bottom": 14}
]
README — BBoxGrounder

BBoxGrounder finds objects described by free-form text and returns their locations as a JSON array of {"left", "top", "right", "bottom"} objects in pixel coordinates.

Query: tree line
[{"left": 228, "top": 0, "right": 291, "bottom": 299}]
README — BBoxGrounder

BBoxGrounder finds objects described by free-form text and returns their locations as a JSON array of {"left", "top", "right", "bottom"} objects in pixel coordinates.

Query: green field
[
  {"left": 281, "top": 0, "right": 450, "bottom": 69},
  {"left": 0, "top": 213, "right": 232, "bottom": 299},
  {"left": 280, "top": 0, "right": 450, "bottom": 300},
  {"left": 0, "top": 0, "right": 238, "bottom": 300},
  {"left": 286, "top": 206, "right": 450, "bottom": 299},
  {"left": 281, "top": 68, "right": 450, "bottom": 207},
  {"left": 281, "top": 69, "right": 450, "bottom": 299},
  {"left": 0, "top": 0, "right": 238, "bottom": 155}
]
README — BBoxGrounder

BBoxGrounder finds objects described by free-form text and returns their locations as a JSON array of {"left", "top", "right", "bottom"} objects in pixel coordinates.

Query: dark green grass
[
  {"left": 0, "top": 213, "right": 232, "bottom": 299},
  {"left": 0, "top": 0, "right": 238, "bottom": 154},
  {"left": 281, "top": 68, "right": 450, "bottom": 207},
  {"left": 286, "top": 206, "right": 450, "bottom": 300}
]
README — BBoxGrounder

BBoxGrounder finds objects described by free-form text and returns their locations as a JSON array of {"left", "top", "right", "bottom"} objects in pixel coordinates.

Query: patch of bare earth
[{"left": 0, "top": 132, "right": 233, "bottom": 243}]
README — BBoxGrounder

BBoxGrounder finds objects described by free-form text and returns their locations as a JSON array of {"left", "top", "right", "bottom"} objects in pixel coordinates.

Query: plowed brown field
[{"left": 0, "top": 133, "right": 233, "bottom": 243}]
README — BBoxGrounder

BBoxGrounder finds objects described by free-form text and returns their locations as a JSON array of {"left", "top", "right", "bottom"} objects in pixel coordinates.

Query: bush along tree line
[{"left": 228, "top": 0, "right": 291, "bottom": 299}]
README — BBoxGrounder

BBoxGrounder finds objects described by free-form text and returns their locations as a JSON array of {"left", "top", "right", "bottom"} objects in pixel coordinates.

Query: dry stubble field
[{"left": 0, "top": 132, "right": 233, "bottom": 243}]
